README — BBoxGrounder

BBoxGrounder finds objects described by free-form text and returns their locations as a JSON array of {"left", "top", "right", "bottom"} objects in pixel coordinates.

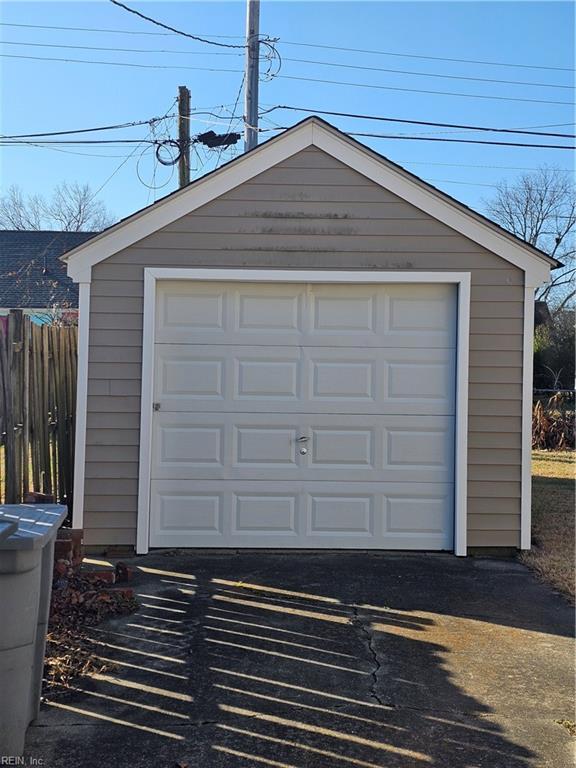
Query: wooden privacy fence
[{"left": 0, "top": 310, "right": 77, "bottom": 515}]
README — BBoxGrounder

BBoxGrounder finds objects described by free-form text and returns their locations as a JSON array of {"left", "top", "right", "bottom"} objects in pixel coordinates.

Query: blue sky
[{"left": 1, "top": 1, "right": 574, "bottom": 223}]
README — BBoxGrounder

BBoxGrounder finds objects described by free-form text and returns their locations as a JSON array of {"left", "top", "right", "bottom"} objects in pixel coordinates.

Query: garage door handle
[{"left": 296, "top": 436, "right": 309, "bottom": 442}]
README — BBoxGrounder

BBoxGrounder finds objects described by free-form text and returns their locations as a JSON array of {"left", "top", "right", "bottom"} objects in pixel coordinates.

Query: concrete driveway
[{"left": 26, "top": 552, "right": 574, "bottom": 767}]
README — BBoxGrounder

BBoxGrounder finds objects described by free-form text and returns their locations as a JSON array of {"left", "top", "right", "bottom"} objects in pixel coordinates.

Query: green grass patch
[{"left": 521, "top": 451, "right": 575, "bottom": 601}]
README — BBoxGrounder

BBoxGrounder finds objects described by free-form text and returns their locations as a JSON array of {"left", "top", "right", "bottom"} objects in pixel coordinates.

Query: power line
[
  {"left": 0, "top": 39, "right": 240, "bottom": 56},
  {"left": 0, "top": 21, "right": 240, "bottom": 38},
  {"left": 1, "top": 21, "right": 571, "bottom": 73},
  {"left": 263, "top": 106, "right": 576, "bottom": 138},
  {"left": 5, "top": 52, "right": 573, "bottom": 107},
  {"left": 89, "top": 97, "right": 177, "bottom": 201},
  {"left": 0, "top": 115, "right": 176, "bottom": 140},
  {"left": 214, "top": 74, "right": 246, "bottom": 168},
  {"left": 260, "top": 126, "right": 575, "bottom": 149},
  {"left": 281, "top": 57, "right": 574, "bottom": 90},
  {"left": 0, "top": 111, "right": 236, "bottom": 140},
  {"left": 276, "top": 74, "right": 575, "bottom": 106},
  {"left": 3, "top": 39, "right": 570, "bottom": 90},
  {"left": 280, "top": 40, "right": 575, "bottom": 73},
  {"left": 0, "top": 138, "right": 157, "bottom": 145},
  {"left": 387, "top": 160, "right": 574, "bottom": 172},
  {"left": 108, "top": 0, "right": 246, "bottom": 49},
  {"left": 0, "top": 52, "right": 240, "bottom": 74},
  {"left": 347, "top": 131, "right": 576, "bottom": 150},
  {"left": 0, "top": 139, "right": 136, "bottom": 158}
]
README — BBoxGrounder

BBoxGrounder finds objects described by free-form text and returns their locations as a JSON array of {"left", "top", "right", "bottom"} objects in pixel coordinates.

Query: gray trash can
[{"left": 0, "top": 504, "right": 68, "bottom": 757}]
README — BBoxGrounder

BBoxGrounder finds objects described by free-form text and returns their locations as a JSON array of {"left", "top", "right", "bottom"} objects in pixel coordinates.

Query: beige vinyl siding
[{"left": 84, "top": 147, "right": 524, "bottom": 549}]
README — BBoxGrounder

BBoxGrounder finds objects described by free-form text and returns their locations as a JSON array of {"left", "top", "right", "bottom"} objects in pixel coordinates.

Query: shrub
[{"left": 532, "top": 393, "right": 575, "bottom": 451}]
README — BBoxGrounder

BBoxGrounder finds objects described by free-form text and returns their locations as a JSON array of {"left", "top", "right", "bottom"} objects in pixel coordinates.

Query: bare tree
[
  {"left": 0, "top": 182, "right": 114, "bottom": 232},
  {"left": 484, "top": 167, "right": 575, "bottom": 311}
]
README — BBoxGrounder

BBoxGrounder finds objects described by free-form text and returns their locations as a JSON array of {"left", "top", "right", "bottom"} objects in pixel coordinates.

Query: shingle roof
[{"left": 0, "top": 230, "right": 96, "bottom": 309}]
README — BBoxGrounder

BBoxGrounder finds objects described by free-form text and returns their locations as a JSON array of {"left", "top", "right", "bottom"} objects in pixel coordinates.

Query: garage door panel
[
  {"left": 159, "top": 423, "right": 224, "bottom": 467},
  {"left": 155, "top": 345, "right": 455, "bottom": 414},
  {"left": 237, "top": 291, "right": 303, "bottom": 332},
  {"left": 150, "top": 480, "right": 453, "bottom": 549},
  {"left": 307, "top": 358, "right": 374, "bottom": 401},
  {"left": 159, "top": 354, "right": 224, "bottom": 400},
  {"left": 236, "top": 357, "right": 300, "bottom": 399},
  {"left": 309, "top": 495, "right": 374, "bottom": 535},
  {"left": 155, "top": 281, "right": 456, "bottom": 348},
  {"left": 234, "top": 494, "right": 297, "bottom": 534},
  {"left": 151, "top": 412, "right": 453, "bottom": 482},
  {"left": 311, "top": 428, "right": 374, "bottom": 466},
  {"left": 236, "top": 426, "right": 298, "bottom": 466},
  {"left": 156, "top": 492, "right": 224, "bottom": 535}
]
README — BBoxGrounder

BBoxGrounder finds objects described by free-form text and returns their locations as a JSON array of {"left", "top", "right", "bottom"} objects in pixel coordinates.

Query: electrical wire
[
  {"left": 213, "top": 74, "right": 246, "bottom": 168},
  {"left": 2, "top": 48, "right": 569, "bottom": 109},
  {"left": 89, "top": 98, "right": 177, "bottom": 202},
  {"left": 2, "top": 52, "right": 568, "bottom": 109},
  {"left": 281, "top": 56, "right": 574, "bottom": 90},
  {"left": 258, "top": 125, "right": 576, "bottom": 149},
  {"left": 279, "top": 39, "right": 575, "bottom": 73},
  {"left": 0, "top": 139, "right": 136, "bottom": 158},
  {"left": 3, "top": 40, "right": 570, "bottom": 89},
  {"left": 0, "top": 39, "right": 241, "bottom": 56},
  {"left": 385, "top": 160, "right": 574, "bottom": 172},
  {"left": 0, "top": 21, "right": 242, "bottom": 38},
  {"left": 108, "top": 0, "right": 281, "bottom": 75},
  {"left": 0, "top": 52, "right": 240, "bottom": 74},
  {"left": 347, "top": 132, "right": 576, "bottom": 149},
  {"left": 4, "top": 52, "right": 572, "bottom": 106},
  {"left": 108, "top": 0, "right": 247, "bottom": 49},
  {"left": 2, "top": 21, "right": 572, "bottom": 73},
  {"left": 0, "top": 115, "right": 177, "bottom": 140},
  {"left": 0, "top": 138, "right": 157, "bottom": 145},
  {"left": 275, "top": 74, "right": 574, "bottom": 106},
  {"left": 261, "top": 106, "right": 576, "bottom": 138}
]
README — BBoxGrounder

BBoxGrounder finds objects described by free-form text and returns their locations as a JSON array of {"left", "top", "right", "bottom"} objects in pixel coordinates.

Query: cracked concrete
[
  {"left": 350, "top": 606, "right": 385, "bottom": 707},
  {"left": 25, "top": 551, "right": 575, "bottom": 767}
]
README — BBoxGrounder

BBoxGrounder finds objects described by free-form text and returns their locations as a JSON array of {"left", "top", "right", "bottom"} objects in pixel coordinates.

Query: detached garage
[{"left": 63, "top": 118, "right": 556, "bottom": 555}]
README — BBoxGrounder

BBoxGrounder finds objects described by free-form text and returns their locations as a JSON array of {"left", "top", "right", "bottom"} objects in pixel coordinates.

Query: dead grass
[
  {"left": 520, "top": 451, "right": 575, "bottom": 601},
  {"left": 556, "top": 719, "right": 576, "bottom": 737}
]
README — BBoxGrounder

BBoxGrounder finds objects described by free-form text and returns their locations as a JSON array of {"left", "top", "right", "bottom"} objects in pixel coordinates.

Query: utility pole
[
  {"left": 244, "top": 0, "right": 260, "bottom": 152},
  {"left": 178, "top": 85, "right": 191, "bottom": 187}
]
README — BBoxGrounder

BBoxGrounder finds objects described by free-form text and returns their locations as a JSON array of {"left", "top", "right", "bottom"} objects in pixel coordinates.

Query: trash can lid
[{"left": 0, "top": 505, "right": 68, "bottom": 550}]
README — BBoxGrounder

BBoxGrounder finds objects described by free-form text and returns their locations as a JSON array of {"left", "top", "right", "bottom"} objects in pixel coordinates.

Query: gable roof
[
  {"left": 0, "top": 230, "right": 96, "bottom": 309},
  {"left": 62, "top": 117, "right": 557, "bottom": 286}
]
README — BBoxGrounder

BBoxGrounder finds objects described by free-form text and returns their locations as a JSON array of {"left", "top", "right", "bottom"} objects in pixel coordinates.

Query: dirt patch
[{"left": 520, "top": 451, "right": 575, "bottom": 601}]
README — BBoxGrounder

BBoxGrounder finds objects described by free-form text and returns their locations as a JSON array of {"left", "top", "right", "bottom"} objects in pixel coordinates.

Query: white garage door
[{"left": 149, "top": 281, "right": 456, "bottom": 550}]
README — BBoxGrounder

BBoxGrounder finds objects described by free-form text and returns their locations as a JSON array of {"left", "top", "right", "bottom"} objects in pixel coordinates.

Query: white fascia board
[
  {"left": 311, "top": 125, "right": 553, "bottom": 286},
  {"left": 65, "top": 124, "right": 314, "bottom": 283}
]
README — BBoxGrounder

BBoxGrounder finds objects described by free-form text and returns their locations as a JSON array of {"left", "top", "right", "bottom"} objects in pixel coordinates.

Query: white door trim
[{"left": 136, "top": 268, "right": 471, "bottom": 555}]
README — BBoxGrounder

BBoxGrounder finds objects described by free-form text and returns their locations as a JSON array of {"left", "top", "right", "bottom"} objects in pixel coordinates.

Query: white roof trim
[{"left": 64, "top": 118, "right": 553, "bottom": 285}]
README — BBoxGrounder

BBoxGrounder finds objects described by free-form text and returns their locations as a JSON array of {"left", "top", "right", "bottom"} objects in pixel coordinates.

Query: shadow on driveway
[{"left": 26, "top": 552, "right": 575, "bottom": 767}]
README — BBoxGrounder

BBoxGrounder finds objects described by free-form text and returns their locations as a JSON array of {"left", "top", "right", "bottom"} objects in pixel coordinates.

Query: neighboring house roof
[
  {"left": 62, "top": 117, "right": 558, "bottom": 286},
  {"left": 0, "top": 230, "right": 97, "bottom": 309}
]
